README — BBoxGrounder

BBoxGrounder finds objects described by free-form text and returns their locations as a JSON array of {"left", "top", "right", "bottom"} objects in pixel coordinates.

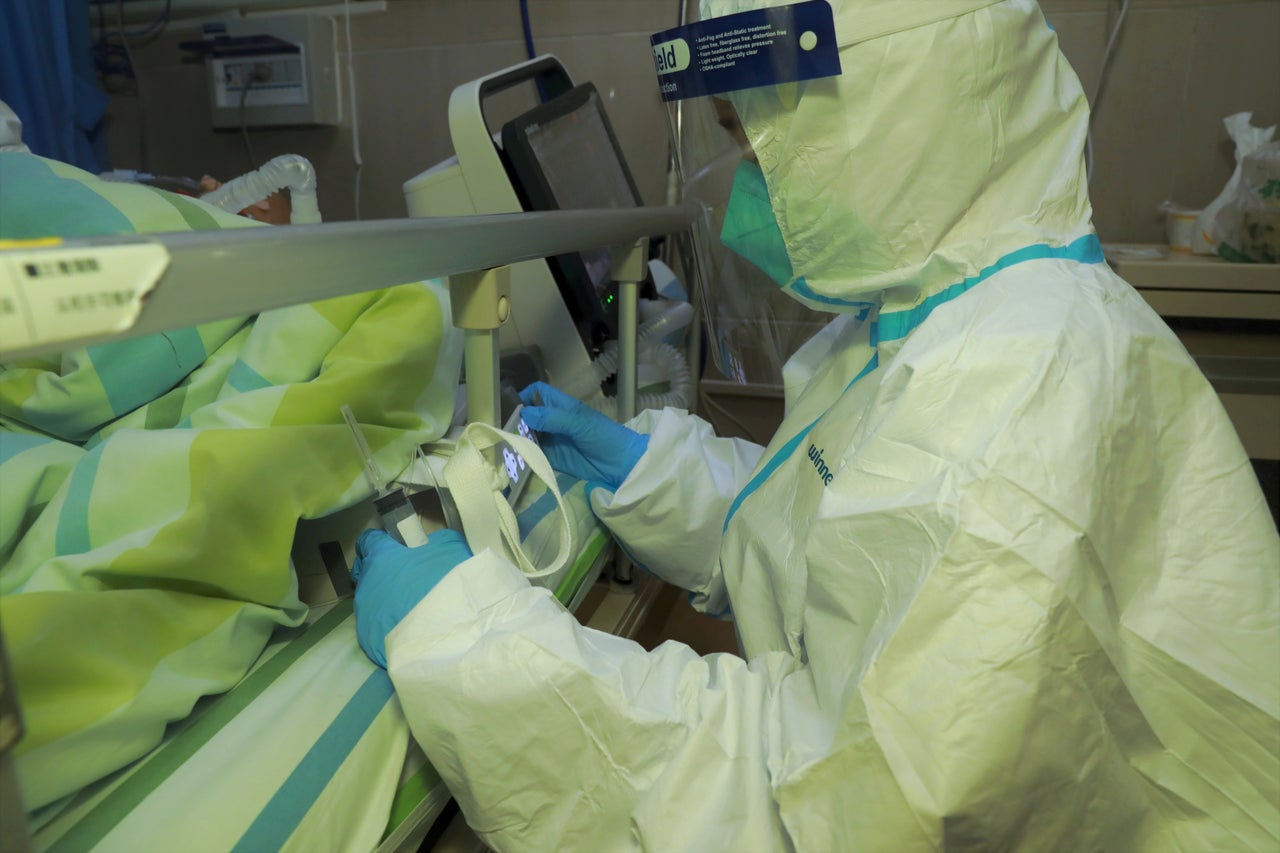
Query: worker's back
[{"left": 720, "top": 252, "right": 1280, "bottom": 849}]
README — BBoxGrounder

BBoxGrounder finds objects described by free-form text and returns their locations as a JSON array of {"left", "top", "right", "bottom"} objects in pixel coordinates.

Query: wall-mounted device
[{"left": 182, "top": 16, "right": 339, "bottom": 128}]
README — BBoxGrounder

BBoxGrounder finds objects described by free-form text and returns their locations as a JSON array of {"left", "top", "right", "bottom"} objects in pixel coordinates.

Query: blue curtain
[{"left": 0, "top": 0, "right": 110, "bottom": 172}]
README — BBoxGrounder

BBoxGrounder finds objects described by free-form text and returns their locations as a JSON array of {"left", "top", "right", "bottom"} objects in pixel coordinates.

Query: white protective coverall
[{"left": 386, "top": 0, "right": 1280, "bottom": 849}]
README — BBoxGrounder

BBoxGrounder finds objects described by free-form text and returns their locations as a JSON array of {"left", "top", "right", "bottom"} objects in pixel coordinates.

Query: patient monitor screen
[
  {"left": 522, "top": 89, "right": 640, "bottom": 291},
  {"left": 502, "top": 83, "right": 644, "bottom": 343}
]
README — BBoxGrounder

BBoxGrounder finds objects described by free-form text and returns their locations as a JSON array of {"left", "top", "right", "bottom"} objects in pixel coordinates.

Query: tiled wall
[{"left": 108, "top": 0, "right": 1279, "bottom": 243}]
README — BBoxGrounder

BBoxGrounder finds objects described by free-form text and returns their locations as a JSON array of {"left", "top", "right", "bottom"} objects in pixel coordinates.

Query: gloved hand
[
  {"left": 519, "top": 381, "right": 649, "bottom": 491},
  {"left": 350, "top": 528, "right": 473, "bottom": 668}
]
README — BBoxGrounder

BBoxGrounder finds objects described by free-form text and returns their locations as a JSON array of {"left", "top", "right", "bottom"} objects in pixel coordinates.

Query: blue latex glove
[
  {"left": 350, "top": 528, "right": 473, "bottom": 668},
  {"left": 518, "top": 381, "right": 649, "bottom": 491}
]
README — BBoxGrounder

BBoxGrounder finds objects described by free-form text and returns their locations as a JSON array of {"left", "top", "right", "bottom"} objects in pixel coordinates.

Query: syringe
[{"left": 341, "top": 405, "right": 429, "bottom": 547}]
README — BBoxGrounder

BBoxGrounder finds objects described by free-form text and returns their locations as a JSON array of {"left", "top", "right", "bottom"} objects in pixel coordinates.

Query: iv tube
[
  {"left": 341, "top": 404, "right": 388, "bottom": 495},
  {"left": 340, "top": 405, "right": 428, "bottom": 546}
]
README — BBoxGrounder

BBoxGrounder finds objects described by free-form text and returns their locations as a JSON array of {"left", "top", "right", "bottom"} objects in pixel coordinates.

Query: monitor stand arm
[{"left": 451, "top": 266, "right": 512, "bottom": 427}]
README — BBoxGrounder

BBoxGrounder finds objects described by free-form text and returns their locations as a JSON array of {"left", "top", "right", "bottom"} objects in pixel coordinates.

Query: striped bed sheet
[
  {"left": 2, "top": 149, "right": 463, "bottom": 817},
  {"left": 3, "top": 147, "right": 613, "bottom": 848},
  {"left": 29, "top": 476, "right": 611, "bottom": 853}
]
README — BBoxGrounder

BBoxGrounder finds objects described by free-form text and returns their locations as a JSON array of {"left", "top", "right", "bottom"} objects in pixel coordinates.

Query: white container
[{"left": 1164, "top": 206, "right": 1202, "bottom": 254}]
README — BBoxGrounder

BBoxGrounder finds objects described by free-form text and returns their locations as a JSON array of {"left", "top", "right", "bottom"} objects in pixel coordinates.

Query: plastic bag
[
  {"left": 1192, "top": 112, "right": 1278, "bottom": 260},
  {"left": 1239, "top": 141, "right": 1280, "bottom": 262}
]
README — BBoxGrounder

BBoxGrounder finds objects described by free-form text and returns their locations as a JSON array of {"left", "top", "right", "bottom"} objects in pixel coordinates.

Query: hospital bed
[
  {"left": 0, "top": 68, "right": 692, "bottom": 847},
  {"left": 28, "top": 475, "right": 614, "bottom": 853},
  {"left": 2, "top": 212, "right": 687, "bottom": 853}
]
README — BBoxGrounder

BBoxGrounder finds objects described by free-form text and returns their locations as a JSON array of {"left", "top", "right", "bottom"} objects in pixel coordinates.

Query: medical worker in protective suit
[{"left": 351, "top": 0, "right": 1280, "bottom": 849}]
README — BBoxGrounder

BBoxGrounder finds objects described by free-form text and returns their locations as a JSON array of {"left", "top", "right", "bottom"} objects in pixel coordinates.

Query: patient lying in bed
[{"left": 0, "top": 112, "right": 462, "bottom": 815}]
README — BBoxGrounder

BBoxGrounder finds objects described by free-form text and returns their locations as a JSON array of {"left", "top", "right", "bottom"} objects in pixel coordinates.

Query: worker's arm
[
  {"left": 385, "top": 549, "right": 802, "bottom": 852},
  {"left": 387, "top": 503, "right": 1278, "bottom": 853},
  {"left": 591, "top": 407, "right": 765, "bottom": 616}
]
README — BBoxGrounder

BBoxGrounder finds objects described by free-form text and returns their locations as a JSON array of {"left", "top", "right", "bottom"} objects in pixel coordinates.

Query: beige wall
[
  {"left": 1042, "top": 0, "right": 1280, "bottom": 243},
  {"left": 109, "top": 0, "right": 682, "bottom": 222},
  {"left": 108, "top": 0, "right": 1279, "bottom": 242}
]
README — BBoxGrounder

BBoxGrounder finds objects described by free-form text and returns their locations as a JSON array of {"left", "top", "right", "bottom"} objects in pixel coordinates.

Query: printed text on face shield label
[
  {"left": 650, "top": 0, "right": 840, "bottom": 101},
  {"left": 695, "top": 24, "right": 788, "bottom": 73}
]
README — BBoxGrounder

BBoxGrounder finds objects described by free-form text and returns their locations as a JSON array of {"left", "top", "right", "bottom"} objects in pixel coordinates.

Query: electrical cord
[
  {"left": 112, "top": 2, "right": 138, "bottom": 83},
  {"left": 520, "top": 0, "right": 537, "bottom": 60},
  {"left": 239, "top": 78, "right": 257, "bottom": 171},
  {"left": 114, "top": 0, "right": 149, "bottom": 170},
  {"left": 519, "top": 0, "right": 548, "bottom": 102},
  {"left": 95, "top": 1, "right": 107, "bottom": 62},
  {"left": 93, "top": 0, "right": 170, "bottom": 84},
  {"left": 239, "top": 65, "right": 272, "bottom": 171},
  {"left": 698, "top": 385, "right": 762, "bottom": 445},
  {"left": 1084, "top": 0, "right": 1130, "bottom": 184},
  {"left": 126, "top": 0, "right": 171, "bottom": 46},
  {"left": 344, "top": 0, "right": 363, "bottom": 220},
  {"left": 94, "top": 0, "right": 171, "bottom": 44}
]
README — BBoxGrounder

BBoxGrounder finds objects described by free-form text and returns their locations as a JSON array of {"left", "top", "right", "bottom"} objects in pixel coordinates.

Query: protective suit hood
[{"left": 708, "top": 0, "right": 1094, "bottom": 315}]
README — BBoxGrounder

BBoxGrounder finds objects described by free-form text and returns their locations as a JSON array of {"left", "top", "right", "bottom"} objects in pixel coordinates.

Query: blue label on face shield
[{"left": 651, "top": 0, "right": 841, "bottom": 102}]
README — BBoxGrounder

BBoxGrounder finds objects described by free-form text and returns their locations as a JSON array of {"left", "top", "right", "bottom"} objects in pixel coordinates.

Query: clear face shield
[{"left": 653, "top": 1, "right": 842, "bottom": 384}]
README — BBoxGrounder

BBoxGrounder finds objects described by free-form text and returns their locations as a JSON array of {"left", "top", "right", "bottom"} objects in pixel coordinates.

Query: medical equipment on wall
[
  {"left": 178, "top": 18, "right": 342, "bottom": 130},
  {"left": 402, "top": 56, "right": 694, "bottom": 417},
  {"left": 202, "top": 153, "right": 322, "bottom": 224}
]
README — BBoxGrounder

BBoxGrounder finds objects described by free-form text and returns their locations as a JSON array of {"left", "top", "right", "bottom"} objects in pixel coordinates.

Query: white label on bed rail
[{"left": 0, "top": 242, "right": 168, "bottom": 356}]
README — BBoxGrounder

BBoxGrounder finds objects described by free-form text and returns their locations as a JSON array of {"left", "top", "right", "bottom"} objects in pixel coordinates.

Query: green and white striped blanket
[
  {"left": 26, "top": 495, "right": 611, "bottom": 853},
  {"left": 0, "top": 150, "right": 462, "bottom": 812},
  {"left": 29, "top": 600, "right": 415, "bottom": 853}
]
